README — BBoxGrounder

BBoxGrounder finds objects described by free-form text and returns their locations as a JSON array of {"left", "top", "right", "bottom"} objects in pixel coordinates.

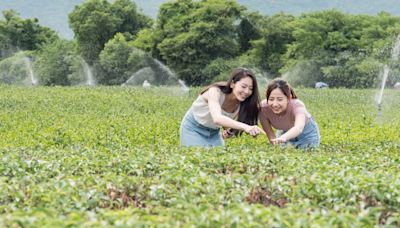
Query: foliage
[
  {"left": 201, "top": 55, "right": 264, "bottom": 84},
  {"left": 237, "top": 12, "right": 263, "bottom": 53},
  {"left": 34, "top": 39, "right": 81, "bottom": 86},
  {"left": 99, "top": 32, "right": 177, "bottom": 86},
  {"left": 321, "top": 52, "right": 382, "bottom": 88},
  {"left": 99, "top": 33, "right": 145, "bottom": 85},
  {"left": 68, "top": 0, "right": 152, "bottom": 66},
  {"left": 249, "top": 13, "right": 295, "bottom": 77},
  {"left": 282, "top": 10, "right": 400, "bottom": 88},
  {"left": 201, "top": 58, "right": 241, "bottom": 84},
  {"left": 0, "top": 86, "right": 399, "bottom": 226},
  {"left": 143, "top": 0, "right": 247, "bottom": 86},
  {"left": 0, "top": 10, "right": 58, "bottom": 60},
  {"left": 3, "top": 0, "right": 400, "bottom": 40},
  {"left": 132, "top": 28, "right": 156, "bottom": 52},
  {"left": 3, "top": 2, "right": 400, "bottom": 87}
]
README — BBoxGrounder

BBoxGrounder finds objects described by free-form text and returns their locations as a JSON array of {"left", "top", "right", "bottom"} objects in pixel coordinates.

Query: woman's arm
[
  {"left": 272, "top": 112, "right": 306, "bottom": 144},
  {"left": 259, "top": 110, "right": 276, "bottom": 144},
  {"left": 207, "top": 87, "right": 262, "bottom": 136}
]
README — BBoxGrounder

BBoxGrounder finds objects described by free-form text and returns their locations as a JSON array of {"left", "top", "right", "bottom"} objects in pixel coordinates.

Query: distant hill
[{"left": 1, "top": 0, "right": 400, "bottom": 39}]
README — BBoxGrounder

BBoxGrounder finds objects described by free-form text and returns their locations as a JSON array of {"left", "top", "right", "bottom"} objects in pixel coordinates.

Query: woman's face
[
  {"left": 231, "top": 76, "right": 253, "bottom": 102},
  {"left": 267, "top": 88, "right": 289, "bottom": 114}
]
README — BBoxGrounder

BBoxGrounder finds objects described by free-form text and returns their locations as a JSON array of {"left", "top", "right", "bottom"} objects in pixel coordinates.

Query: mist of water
[
  {"left": 178, "top": 79, "right": 189, "bottom": 92},
  {"left": 23, "top": 57, "right": 38, "bottom": 86},
  {"left": 78, "top": 57, "right": 95, "bottom": 86},
  {"left": 376, "top": 65, "right": 389, "bottom": 107},
  {"left": 281, "top": 61, "right": 321, "bottom": 87},
  {"left": 376, "top": 35, "right": 400, "bottom": 118},
  {"left": 153, "top": 59, "right": 175, "bottom": 79},
  {"left": 122, "top": 67, "right": 154, "bottom": 86},
  {"left": 121, "top": 57, "right": 190, "bottom": 93}
]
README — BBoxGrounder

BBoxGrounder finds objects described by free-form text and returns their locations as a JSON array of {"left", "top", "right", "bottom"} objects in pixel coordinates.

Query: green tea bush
[{"left": 0, "top": 86, "right": 399, "bottom": 226}]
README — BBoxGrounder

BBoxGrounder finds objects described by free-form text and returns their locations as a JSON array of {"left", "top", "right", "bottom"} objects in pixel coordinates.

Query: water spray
[
  {"left": 23, "top": 57, "right": 38, "bottom": 86},
  {"left": 377, "top": 102, "right": 382, "bottom": 117},
  {"left": 376, "top": 64, "right": 389, "bottom": 118},
  {"left": 376, "top": 35, "right": 400, "bottom": 121},
  {"left": 78, "top": 56, "right": 95, "bottom": 86}
]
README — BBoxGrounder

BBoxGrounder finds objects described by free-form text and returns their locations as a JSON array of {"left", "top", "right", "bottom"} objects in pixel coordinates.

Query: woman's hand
[
  {"left": 244, "top": 125, "right": 265, "bottom": 137},
  {"left": 222, "top": 129, "right": 235, "bottom": 139},
  {"left": 271, "top": 136, "right": 287, "bottom": 145}
]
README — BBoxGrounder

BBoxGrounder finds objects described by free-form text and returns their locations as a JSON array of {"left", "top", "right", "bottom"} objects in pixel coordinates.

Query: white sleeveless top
[{"left": 191, "top": 89, "right": 239, "bottom": 129}]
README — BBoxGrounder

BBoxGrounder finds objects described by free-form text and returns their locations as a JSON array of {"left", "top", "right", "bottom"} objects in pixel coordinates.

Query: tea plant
[{"left": 0, "top": 86, "right": 399, "bottom": 226}]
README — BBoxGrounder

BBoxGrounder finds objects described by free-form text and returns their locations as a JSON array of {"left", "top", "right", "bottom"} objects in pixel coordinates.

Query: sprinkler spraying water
[
  {"left": 376, "top": 35, "right": 400, "bottom": 120},
  {"left": 178, "top": 79, "right": 189, "bottom": 92},
  {"left": 377, "top": 103, "right": 382, "bottom": 118},
  {"left": 120, "top": 55, "right": 190, "bottom": 93},
  {"left": 78, "top": 57, "right": 95, "bottom": 86},
  {"left": 23, "top": 57, "right": 38, "bottom": 86},
  {"left": 377, "top": 65, "right": 389, "bottom": 118}
]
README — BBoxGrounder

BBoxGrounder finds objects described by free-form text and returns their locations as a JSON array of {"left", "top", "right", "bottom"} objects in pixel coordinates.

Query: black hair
[
  {"left": 266, "top": 78, "right": 297, "bottom": 100},
  {"left": 201, "top": 67, "right": 260, "bottom": 134}
]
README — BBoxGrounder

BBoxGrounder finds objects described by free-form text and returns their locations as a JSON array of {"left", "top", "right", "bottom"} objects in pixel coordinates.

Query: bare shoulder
[
  {"left": 203, "top": 87, "right": 222, "bottom": 102},
  {"left": 207, "top": 86, "right": 222, "bottom": 94},
  {"left": 291, "top": 99, "right": 309, "bottom": 116},
  {"left": 291, "top": 99, "right": 306, "bottom": 108}
]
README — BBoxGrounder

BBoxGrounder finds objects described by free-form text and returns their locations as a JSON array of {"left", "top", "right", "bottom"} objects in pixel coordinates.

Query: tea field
[{"left": 0, "top": 85, "right": 399, "bottom": 227}]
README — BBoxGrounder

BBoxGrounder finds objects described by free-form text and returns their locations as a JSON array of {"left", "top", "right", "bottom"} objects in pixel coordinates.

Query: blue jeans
[
  {"left": 180, "top": 109, "right": 224, "bottom": 147},
  {"left": 277, "top": 117, "right": 320, "bottom": 149}
]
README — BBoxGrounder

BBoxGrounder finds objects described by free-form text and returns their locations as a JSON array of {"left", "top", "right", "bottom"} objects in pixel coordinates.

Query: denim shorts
[
  {"left": 277, "top": 117, "right": 320, "bottom": 149},
  {"left": 180, "top": 109, "right": 224, "bottom": 147}
]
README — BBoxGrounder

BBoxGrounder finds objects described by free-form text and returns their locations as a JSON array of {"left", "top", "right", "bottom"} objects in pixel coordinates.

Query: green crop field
[{"left": 0, "top": 85, "right": 399, "bottom": 226}]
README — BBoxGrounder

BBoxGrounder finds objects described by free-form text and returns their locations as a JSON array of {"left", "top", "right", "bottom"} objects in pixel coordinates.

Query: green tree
[
  {"left": 281, "top": 10, "right": 400, "bottom": 88},
  {"left": 238, "top": 12, "right": 263, "bottom": 53},
  {"left": 34, "top": 39, "right": 79, "bottom": 86},
  {"left": 201, "top": 57, "right": 241, "bottom": 83},
  {"left": 151, "top": 0, "right": 245, "bottom": 85},
  {"left": 0, "top": 10, "right": 57, "bottom": 59},
  {"left": 321, "top": 52, "right": 382, "bottom": 88},
  {"left": 68, "top": 0, "right": 152, "bottom": 66},
  {"left": 99, "top": 33, "right": 146, "bottom": 85},
  {"left": 249, "top": 13, "right": 295, "bottom": 77}
]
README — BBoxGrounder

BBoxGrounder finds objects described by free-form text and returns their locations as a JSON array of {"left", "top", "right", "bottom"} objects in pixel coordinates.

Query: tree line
[{"left": 1, "top": 0, "right": 400, "bottom": 88}]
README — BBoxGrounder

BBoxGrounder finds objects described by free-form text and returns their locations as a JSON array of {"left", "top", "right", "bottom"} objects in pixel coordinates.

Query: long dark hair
[
  {"left": 266, "top": 78, "right": 297, "bottom": 100},
  {"left": 201, "top": 67, "right": 260, "bottom": 132}
]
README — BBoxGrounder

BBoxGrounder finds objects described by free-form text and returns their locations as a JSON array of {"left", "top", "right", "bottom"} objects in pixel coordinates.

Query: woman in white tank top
[{"left": 180, "top": 68, "right": 264, "bottom": 147}]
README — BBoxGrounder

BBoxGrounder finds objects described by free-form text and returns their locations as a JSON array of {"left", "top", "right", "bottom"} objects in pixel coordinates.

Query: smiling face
[
  {"left": 231, "top": 76, "right": 253, "bottom": 102},
  {"left": 267, "top": 88, "right": 289, "bottom": 114}
]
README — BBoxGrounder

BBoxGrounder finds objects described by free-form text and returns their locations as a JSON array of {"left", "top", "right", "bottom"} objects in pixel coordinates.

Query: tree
[
  {"left": 111, "top": 0, "right": 153, "bottom": 36},
  {"left": 237, "top": 12, "right": 263, "bottom": 52},
  {"left": 0, "top": 10, "right": 57, "bottom": 59},
  {"left": 321, "top": 52, "right": 382, "bottom": 88},
  {"left": 68, "top": 0, "right": 152, "bottom": 66},
  {"left": 281, "top": 9, "right": 400, "bottom": 88},
  {"left": 34, "top": 39, "right": 79, "bottom": 86},
  {"left": 99, "top": 33, "right": 146, "bottom": 85},
  {"left": 249, "top": 13, "right": 295, "bottom": 77},
  {"left": 150, "top": 0, "right": 245, "bottom": 85}
]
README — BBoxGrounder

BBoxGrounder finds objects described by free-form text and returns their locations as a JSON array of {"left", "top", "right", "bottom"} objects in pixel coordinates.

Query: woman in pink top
[{"left": 259, "top": 78, "right": 320, "bottom": 149}]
